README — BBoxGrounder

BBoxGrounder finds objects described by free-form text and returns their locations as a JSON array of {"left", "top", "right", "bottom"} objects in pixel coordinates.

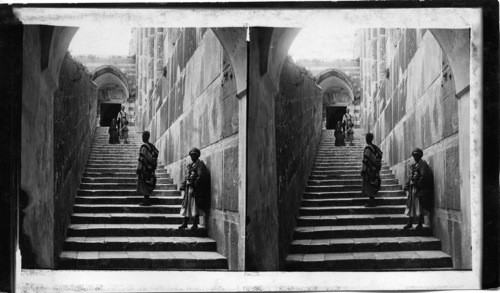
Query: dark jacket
[
  {"left": 180, "top": 160, "right": 211, "bottom": 212},
  {"left": 404, "top": 159, "right": 434, "bottom": 209}
]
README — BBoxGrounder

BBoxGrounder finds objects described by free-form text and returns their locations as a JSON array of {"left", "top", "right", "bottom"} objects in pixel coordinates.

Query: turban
[
  {"left": 412, "top": 148, "right": 423, "bottom": 157},
  {"left": 189, "top": 147, "right": 201, "bottom": 156}
]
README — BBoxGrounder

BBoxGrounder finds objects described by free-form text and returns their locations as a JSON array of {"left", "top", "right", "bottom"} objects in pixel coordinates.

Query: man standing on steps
[
  {"left": 342, "top": 108, "right": 352, "bottom": 134},
  {"left": 117, "top": 106, "right": 127, "bottom": 138},
  {"left": 403, "top": 148, "right": 434, "bottom": 230},
  {"left": 361, "top": 133, "right": 383, "bottom": 207},
  {"left": 178, "top": 148, "right": 211, "bottom": 230},
  {"left": 136, "top": 131, "right": 159, "bottom": 206}
]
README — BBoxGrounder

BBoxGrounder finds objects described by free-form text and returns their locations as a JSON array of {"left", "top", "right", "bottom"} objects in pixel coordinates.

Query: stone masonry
[
  {"left": 53, "top": 53, "right": 98, "bottom": 266},
  {"left": 275, "top": 57, "right": 323, "bottom": 268},
  {"left": 130, "top": 28, "right": 242, "bottom": 270},
  {"left": 356, "top": 28, "right": 470, "bottom": 268},
  {"left": 286, "top": 130, "right": 452, "bottom": 270},
  {"left": 59, "top": 127, "right": 227, "bottom": 270}
]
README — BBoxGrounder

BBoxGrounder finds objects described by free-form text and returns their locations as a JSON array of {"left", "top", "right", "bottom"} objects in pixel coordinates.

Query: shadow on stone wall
[{"left": 275, "top": 57, "right": 323, "bottom": 269}]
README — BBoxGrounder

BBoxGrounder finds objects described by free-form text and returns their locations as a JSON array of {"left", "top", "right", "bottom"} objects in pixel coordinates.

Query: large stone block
[
  {"left": 403, "top": 29, "right": 418, "bottom": 72},
  {"left": 184, "top": 28, "right": 197, "bottom": 65},
  {"left": 222, "top": 146, "right": 239, "bottom": 212},
  {"left": 443, "top": 96, "right": 459, "bottom": 138},
  {"left": 444, "top": 145, "right": 460, "bottom": 210}
]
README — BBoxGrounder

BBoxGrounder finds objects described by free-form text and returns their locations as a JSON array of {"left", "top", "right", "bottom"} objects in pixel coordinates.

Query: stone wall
[
  {"left": 21, "top": 26, "right": 57, "bottom": 268},
  {"left": 53, "top": 53, "right": 97, "bottom": 266},
  {"left": 275, "top": 57, "right": 323, "bottom": 268},
  {"left": 133, "top": 28, "right": 242, "bottom": 270},
  {"left": 357, "top": 28, "right": 470, "bottom": 268}
]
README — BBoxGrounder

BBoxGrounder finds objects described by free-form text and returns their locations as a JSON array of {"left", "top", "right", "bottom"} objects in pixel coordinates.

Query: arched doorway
[
  {"left": 92, "top": 65, "right": 130, "bottom": 126},
  {"left": 316, "top": 68, "right": 356, "bottom": 129}
]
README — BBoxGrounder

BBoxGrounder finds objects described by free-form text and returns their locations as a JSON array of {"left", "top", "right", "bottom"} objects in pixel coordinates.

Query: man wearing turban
[
  {"left": 178, "top": 147, "right": 211, "bottom": 230},
  {"left": 403, "top": 148, "right": 434, "bottom": 230}
]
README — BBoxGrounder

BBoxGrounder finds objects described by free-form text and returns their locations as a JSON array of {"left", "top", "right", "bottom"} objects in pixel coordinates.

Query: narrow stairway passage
[
  {"left": 59, "top": 127, "right": 228, "bottom": 270},
  {"left": 285, "top": 130, "right": 453, "bottom": 271}
]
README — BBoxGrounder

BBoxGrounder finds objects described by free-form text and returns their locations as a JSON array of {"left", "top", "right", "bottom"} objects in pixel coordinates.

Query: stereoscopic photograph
[{"left": 0, "top": 3, "right": 496, "bottom": 293}]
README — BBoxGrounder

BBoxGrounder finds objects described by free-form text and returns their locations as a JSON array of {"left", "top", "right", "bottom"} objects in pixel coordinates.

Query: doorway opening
[
  {"left": 100, "top": 103, "right": 121, "bottom": 126},
  {"left": 325, "top": 106, "right": 346, "bottom": 130}
]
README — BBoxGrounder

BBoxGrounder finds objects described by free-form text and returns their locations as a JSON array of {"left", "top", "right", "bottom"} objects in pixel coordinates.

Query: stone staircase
[
  {"left": 285, "top": 130, "right": 453, "bottom": 271},
  {"left": 59, "top": 127, "right": 227, "bottom": 270}
]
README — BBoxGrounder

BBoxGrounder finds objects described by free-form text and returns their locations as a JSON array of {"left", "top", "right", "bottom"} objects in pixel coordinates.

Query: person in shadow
[
  {"left": 362, "top": 133, "right": 383, "bottom": 207},
  {"left": 334, "top": 121, "right": 345, "bottom": 146},
  {"left": 178, "top": 148, "right": 211, "bottom": 230},
  {"left": 403, "top": 148, "right": 434, "bottom": 230},
  {"left": 108, "top": 118, "right": 120, "bottom": 144},
  {"left": 136, "top": 131, "right": 159, "bottom": 206}
]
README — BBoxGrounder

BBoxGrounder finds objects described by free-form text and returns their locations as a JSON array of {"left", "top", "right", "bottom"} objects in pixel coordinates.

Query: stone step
[
  {"left": 75, "top": 196, "right": 182, "bottom": 205},
  {"left": 82, "top": 177, "right": 173, "bottom": 184},
  {"left": 309, "top": 174, "right": 396, "bottom": 180},
  {"left": 303, "top": 190, "right": 405, "bottom": 199},
  {"left": 91, "top": 145, "right": 143, "bottom": 149},
  {"left": 305, "top": 184, "right": 401, "bottom": 193},
  {"left": 308, "top": 178, "right": 398, "bottom": 186},
  {"left": 78, "top": 189, "right": 180, "bottom": 197},
  {"left": 87, "top": 160, "right": 141, "bottom": 164},
  {"left": 311, "top": 166, "right": 389, "bottom": 171},
  {"left": 289, "top": 236, "right": 442, "bottom": 254},
  {"left": 86, "top": 164, "right": 143, "bottom": 169},
  {"left": 285, "top": 250, "right": 452, "bottom": 271},
  {"left": 88, "top": 154, "right": 139, "bottom": 158},
  {"left": 71, "top": 213, "right": 184, "bottom": 224},
  {"left": 315, "top": 153, "right": 364, "bottom": 157},
  {"left": 89, "top": 152, "right": 142, "bottom": 156},
  {"left": 79, "top": 183, "right": 176, "bottom": 190},
  {"left": 313, "top": 161, "right": 387, "bottom": 166},
  {"left": 299, "top": 205, "right": 405, "bottom": 216},
  {"left": 297, "top": 214, "right": 409, "bottom": 226},
  {"left": 73, "top": 204, "right": 182, "bottom": 214},
  {"left": 301, "top": 197, "right": 406, "bottom": 207},
  {"left": 84, "top": 168, "right": 169, "bottom": 173},
  {"left": 59, "top": 250, "right": 228, "bottom": 270},
  {"left": 313, "top": 159, "right": 366, "bottom": 163},
  {"left": 64, "top": 236, "right": 217, "bottom": 252},
  {"left": 316, "top": 147, "right": 363, "bottom": 150},
  {"left": 67, "top": 224, "right": 208, "bottom": 237},
  {"left": 293, "top": 224, "right": 432, "bottom": 239},
  {"left": 83, "top": 172, "right": 170, "bottom": 178},
  {"left": 90, "top": 149, "right": 143, "bottom": 152},
  {"left": 310, "top": 170, "right": 393, "bottom": 176}
]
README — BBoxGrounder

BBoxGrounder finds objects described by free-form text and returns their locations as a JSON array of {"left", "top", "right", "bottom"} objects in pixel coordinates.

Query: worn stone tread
[{"left": 60, "top": 127, "right": 225, "bottom": 270}]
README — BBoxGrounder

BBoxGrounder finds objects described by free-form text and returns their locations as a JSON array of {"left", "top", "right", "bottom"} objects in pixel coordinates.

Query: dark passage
[
  {"left": 326, "top": 106, "right": 346, "bottom": 130},
  {"left": 100, "top": 103, "right": 121, "bottom": 126}
]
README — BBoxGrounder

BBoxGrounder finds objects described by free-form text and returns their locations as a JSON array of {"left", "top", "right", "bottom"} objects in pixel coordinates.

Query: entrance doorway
[
  {"left": 326, "top": 106, "right": 346, "bottom": 130},
  {"left": 100, "top": 103, "right": 121, "bottom": 126}
]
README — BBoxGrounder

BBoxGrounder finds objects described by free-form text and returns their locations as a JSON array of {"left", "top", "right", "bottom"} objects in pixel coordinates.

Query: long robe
[
  {"left": 334, "top": 126, "right": 345, "bottom": 146},
  {"left": 108, "top": 124, "right": 120, "bottom": 144},
  {"left": 361, "top": 144, "right": 383, "bottom": 197},
  {"left": 179, "top": 160, "right": 211, "bottom": 217},
  {"left": 342, "top": 113, "right": 352, "bottom": 133},
  {"left": 404, "top": 159, "right": 434, "bottom": 217},
  {"left": 136, "top": 143, "right": 159, "bottom": 196}
]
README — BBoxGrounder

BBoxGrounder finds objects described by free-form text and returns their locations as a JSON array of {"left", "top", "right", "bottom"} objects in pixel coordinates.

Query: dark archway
[
  {"left": 92, "top": 65, "right": 130, "bottom": 98},
  {"left": 316, "top": 68, "right": 355, "bottom": 101}
]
